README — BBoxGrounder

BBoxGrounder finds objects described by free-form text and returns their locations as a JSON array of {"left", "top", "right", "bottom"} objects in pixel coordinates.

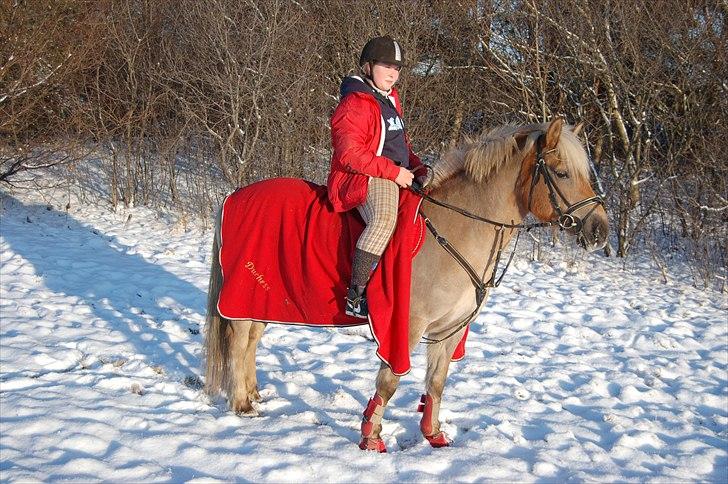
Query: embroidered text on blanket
[{"left": 245, "top": 261, "right": 271, "bottom": 291}]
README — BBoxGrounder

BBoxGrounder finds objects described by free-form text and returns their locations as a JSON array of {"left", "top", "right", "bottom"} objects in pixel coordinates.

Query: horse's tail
[{"left": 204, "top": 205, "right": 228, "bottom": 396}]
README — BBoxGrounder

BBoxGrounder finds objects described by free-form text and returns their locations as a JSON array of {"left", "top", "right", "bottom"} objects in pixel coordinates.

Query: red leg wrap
[
  {"left": 417, "top": 393, "right": 451, "bottom": 448},
  {"left": 424, "top": 431, "right": 450, "bottom": 448},
  {"left": 358, "top": 437, "right": 387, "bottom": 452},
  {"left": 359, "top": 393, "right": 387, "bottom": 453}
]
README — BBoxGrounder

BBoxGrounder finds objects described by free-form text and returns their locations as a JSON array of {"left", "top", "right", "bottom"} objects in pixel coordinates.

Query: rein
[{"left": 412, "top": 134, "right": 605, "bottom": 345}]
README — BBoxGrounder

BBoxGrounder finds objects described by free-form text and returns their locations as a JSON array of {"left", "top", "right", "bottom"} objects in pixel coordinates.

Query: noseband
[{"left": 411, "top": 132, "right": 605, "bottom": 344}]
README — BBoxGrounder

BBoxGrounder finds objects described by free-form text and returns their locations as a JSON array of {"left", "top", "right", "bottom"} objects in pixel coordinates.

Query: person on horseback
[{"left": 327, "top": 35, "right": 430, "bottom": 319}]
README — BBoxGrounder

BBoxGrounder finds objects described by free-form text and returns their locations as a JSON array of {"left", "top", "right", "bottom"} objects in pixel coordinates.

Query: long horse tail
[{"left": 204, "top": 205, "right": 228, "bottom": 396}]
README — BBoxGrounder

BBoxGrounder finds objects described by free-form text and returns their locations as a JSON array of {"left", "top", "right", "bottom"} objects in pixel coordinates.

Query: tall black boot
[{"left": 345, "top": 249, "right": 379, "bottom": 319}]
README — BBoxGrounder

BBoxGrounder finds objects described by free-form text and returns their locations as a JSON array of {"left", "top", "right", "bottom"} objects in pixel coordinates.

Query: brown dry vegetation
[{"left": 1, "top": 0, "right": 725, "bottom": 277}]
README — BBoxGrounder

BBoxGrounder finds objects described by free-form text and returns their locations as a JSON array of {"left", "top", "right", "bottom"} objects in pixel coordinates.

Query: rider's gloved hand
[{"left": 413, "top": 165, "right": 434, "bottom": 190}]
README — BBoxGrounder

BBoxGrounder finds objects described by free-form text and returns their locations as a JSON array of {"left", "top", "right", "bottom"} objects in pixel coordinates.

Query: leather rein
[{"left": 411, "top": 133, "right": 605, "bottom": 345}]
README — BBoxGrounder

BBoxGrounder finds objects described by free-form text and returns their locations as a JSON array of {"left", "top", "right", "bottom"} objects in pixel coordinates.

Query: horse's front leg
[
  {"left": 419, "top": 327, "right": 467, "bottom": 448},
  {"left": 358, "top": 362, "right": 400, "bottom": 452},
  {"left": 359, "top": 318, "right": 428, "bottom": 452}
]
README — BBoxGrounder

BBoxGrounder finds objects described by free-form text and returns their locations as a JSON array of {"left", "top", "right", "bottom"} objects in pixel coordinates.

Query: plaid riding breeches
[{"left": 355, "top": 177, "right": 399, "bottom": 256}]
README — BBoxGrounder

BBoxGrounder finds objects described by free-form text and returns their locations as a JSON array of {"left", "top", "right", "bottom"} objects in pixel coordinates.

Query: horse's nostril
[
  {"left": 591, "top": 220, "right": 611, "bottom": 247},
  {"left": 592, "top": 224, "right": 602, "bottom": 243}
]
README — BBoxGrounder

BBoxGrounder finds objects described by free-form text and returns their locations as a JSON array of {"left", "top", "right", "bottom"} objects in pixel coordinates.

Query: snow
[{"left": 1, "top": 186, "right": 726, "bottom": 482}]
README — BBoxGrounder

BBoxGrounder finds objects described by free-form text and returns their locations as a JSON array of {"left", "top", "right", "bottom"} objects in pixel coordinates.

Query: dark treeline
[{"left": 1, "top": 0, "right": 726, "bottom": 277}]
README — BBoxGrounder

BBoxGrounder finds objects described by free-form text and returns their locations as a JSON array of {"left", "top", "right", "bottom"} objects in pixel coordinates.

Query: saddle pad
[{"left": 217, "top": 178, "right": 466, "bottom": 375}]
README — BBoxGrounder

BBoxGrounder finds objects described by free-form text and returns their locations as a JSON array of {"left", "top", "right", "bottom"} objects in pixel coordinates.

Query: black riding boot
[
  {"left": 345, "top": 285, "right": 369, "bottom": 319},
  {"left": 345, "top": 249, "right": 380, "bottom": 319}
]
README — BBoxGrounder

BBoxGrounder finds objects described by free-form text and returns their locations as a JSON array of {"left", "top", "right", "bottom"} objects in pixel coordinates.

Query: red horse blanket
[{"left": 217, "top": 178, "right": 466, "bottom": 375}]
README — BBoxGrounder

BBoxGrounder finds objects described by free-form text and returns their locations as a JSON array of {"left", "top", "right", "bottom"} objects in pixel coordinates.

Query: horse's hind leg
[
  {"left": 244, "top": 321, "right": 266, "bottom": 402},
  {"left": 226, "top": 319, "right": 255, "bottom": 414},
  {"left": 419, "top": 328, "right": 467, "bottom": 447}
]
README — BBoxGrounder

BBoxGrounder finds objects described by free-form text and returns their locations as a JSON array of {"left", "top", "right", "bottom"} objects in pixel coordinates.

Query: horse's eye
[{"left": 555, "top": 170, "right": 569, "bottom": 179}]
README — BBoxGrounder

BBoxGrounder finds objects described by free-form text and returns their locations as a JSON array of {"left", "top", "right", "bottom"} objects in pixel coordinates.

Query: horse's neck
[
  {"left": 411, "top": 161, "right": 527, "bottom": 329},
  {"left": 424, "top": 162, "right": 525, "bottom": 284},
  {"left": 432, "top": 162, "right": 525, "bottom": 229}
]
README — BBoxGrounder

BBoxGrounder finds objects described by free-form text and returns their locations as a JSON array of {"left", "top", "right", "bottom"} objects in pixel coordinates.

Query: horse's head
[{"left": 517, "top": 118, "right": 609, "bottom": 251}]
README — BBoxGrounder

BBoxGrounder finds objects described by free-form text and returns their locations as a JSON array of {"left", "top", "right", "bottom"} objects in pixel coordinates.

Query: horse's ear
[
  {"left": 572, "top": 122, "right": 584, "bottom": 137},
  {"left": 545, "top": 117, "right": 564, "bottom": 149}
]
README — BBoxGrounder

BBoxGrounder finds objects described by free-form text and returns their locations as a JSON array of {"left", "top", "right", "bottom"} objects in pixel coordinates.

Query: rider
[{"left": 327, "top": 35, "right": 430, "bottom": 319}]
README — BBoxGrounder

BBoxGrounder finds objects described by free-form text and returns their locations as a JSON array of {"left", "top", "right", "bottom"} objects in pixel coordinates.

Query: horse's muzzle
[{"left": 578, "top": 213, "right": 609, "bottom": 252}]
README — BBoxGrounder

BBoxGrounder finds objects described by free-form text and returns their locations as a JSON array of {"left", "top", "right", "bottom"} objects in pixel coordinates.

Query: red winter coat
[{"left": 327, "top": 79, "right": 424, "bottom": 212}]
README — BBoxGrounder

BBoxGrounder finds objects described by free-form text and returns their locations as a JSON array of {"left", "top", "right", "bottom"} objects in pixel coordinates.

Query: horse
[{"left": 203, "top": 117, "right": 609, "bottom": 452}]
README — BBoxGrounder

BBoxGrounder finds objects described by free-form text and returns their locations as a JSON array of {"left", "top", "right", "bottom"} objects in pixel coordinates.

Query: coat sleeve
[{"left": 331, "top": 97, "right": 400, "bottom": 181}]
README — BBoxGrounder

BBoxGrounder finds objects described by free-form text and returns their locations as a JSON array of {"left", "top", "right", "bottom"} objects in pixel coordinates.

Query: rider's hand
[
  {"left": 411, "top": 164, "right": 434, "bottom": 189},
  {"left": 394, "top": 167, "right": 414, "bottom": 188}
]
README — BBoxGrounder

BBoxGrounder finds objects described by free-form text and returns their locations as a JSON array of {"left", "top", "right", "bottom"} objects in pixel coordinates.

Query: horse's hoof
[
  {"left": 232, "top": 401, "right": 258, "bottom": 416},
  {"left": 424, "top": 431, "right": 450, "bottom": 448},
  {"left": 359, "top": 437, "right": 387, "bottom": 453}
]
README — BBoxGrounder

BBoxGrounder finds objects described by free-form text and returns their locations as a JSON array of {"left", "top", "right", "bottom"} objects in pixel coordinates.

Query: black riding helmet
[{"left": 359, "top": 36, "right": 405, "bottom": 69}]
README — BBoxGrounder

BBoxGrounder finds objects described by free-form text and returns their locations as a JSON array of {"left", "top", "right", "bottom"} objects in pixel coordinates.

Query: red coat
[{"left": 327, "top": 84, "right": 424, "bottom": 212}]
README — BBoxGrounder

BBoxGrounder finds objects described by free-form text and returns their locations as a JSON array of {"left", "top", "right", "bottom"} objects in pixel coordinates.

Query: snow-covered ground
[{"left": 1, "top": 185, "right": 726, "bottom": 482}]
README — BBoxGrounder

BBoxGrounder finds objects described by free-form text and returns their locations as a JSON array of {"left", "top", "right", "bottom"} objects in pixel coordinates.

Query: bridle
[
  {"left": 411, "top": 133, "right": 605, "bottom": 344},
  {"left": 529, "top": 134, "right": 605, "bottom": 235}
]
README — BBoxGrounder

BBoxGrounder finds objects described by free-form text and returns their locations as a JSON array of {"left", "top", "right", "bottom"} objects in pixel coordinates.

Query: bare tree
[
  {"left": 0, "top": 0, "right": 102, "bottom": 184},
  {"left": 1, "top": 0, "right": 724, "bottom": 281}
]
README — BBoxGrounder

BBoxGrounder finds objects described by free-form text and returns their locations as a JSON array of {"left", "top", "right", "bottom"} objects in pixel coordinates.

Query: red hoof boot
[
  {"left": 358, "top": 437, "right": 387, "bottom": 452},
  {"left": 417, "top": 393, "right": 452, "bottom": 448},
  {"left": 424, "top": 431, "right": 451, "bottom": 448}
]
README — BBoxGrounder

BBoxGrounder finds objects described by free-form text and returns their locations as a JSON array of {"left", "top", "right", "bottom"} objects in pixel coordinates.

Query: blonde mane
[{"left": 430, "top": 123, "right": 591, "bottom": 189}]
